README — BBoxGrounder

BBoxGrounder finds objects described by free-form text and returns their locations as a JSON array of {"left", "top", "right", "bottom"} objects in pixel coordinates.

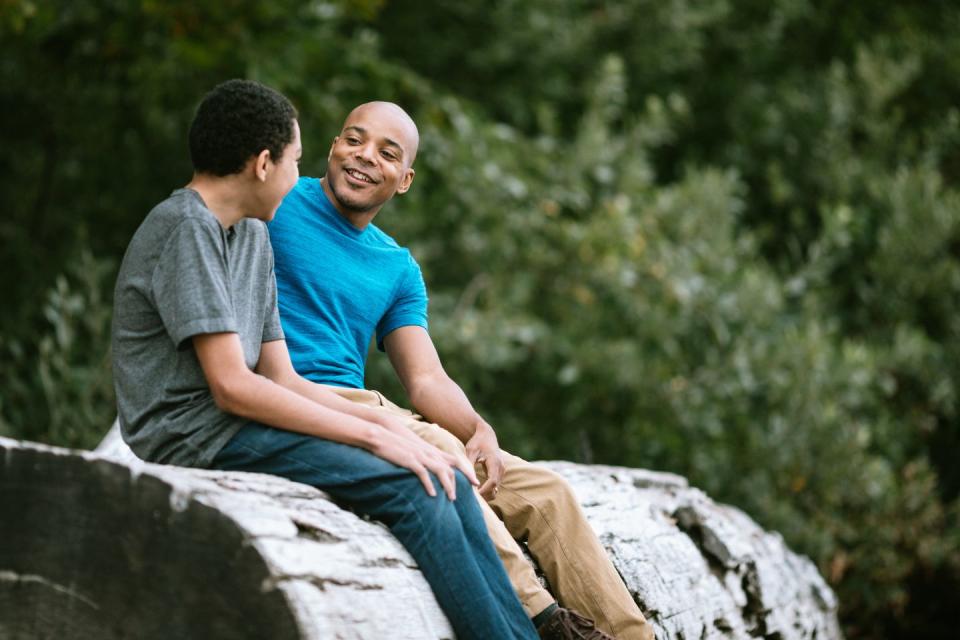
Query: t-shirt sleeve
[
  {"left": 376, "top": 255, "right": 429, "bottom": 351},
  {"left": 151, "top": 218, "right": 237, "bottom": 349},
  {"left": 262, "top": 266, "right": 285, "bottom": 343}
]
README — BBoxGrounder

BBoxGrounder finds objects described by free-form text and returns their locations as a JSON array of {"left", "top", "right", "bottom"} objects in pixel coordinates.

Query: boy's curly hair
[{"left": 189, "top": 79, "right": 298, "bottom": 176}]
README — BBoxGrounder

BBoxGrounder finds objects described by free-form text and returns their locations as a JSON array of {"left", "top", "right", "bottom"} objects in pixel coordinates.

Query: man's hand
[
  {"left": 383, "top": 326, "right": 505, "bottom": 499},
  {"left": 368, "top": 426, "right": 475, "bottom": 500},
  {"left": 465, "top": 424, "right": 504, "bottom": 500}
]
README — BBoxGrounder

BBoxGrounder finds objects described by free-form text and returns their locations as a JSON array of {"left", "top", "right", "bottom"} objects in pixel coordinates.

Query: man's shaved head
[
  {"left": 344, "top": 101, "right": 420, "bottom": 167},
  {"left": 321, "top": 100, "right": 420, "bottom": 225}
]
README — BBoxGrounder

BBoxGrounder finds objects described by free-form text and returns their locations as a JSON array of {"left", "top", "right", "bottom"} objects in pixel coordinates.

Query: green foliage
[
  {"left": 0, "top": 249, "right": 115, "bottom": 449},
  {"left": 3, "top": 1, "right": 959, "bottom": 638}
]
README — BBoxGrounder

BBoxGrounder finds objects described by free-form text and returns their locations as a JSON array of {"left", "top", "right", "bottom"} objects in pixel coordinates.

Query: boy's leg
[
  {"left": 212, "top": 422, "right": 537, "bottom": 640},
  {"left": 405, "top": 421, "right": 558, "bottom": 617},
  {"left": 324, "top": 387, "right": 556, "bottom": 618},
  {"left": 408, "top": 419, "right": 654, "bottom": 638}
]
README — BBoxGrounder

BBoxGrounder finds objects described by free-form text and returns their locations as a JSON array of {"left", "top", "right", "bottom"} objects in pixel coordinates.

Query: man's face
[
  {"left": 325, "top": 104, "right": 416, "bottom": 216},
  {"left": 255, "top": 120, "right": 302, "bottom": 221}
]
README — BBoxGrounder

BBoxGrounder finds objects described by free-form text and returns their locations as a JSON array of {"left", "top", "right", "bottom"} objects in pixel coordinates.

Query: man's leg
[
  {"left": 488, "top": 452, "right": 654, "bottom": 640},
  {"left": 211, "top": 422, "right": 537, "bottom": 640},
  {"left": 344, "top": 387, "right": 655, "bottom": 640}
]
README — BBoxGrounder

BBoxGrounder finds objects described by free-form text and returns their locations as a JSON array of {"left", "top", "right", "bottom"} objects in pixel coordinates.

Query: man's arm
[
  {"left": 192, "top": 332, "right": 469, "bottom": 498},
  {"left": 383, "top": 326, "right": 504, "bottom": 499}
]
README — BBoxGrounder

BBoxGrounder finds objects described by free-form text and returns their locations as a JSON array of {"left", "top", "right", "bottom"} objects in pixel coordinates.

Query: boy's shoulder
[{"left": 148, "top": 189, "right": 220, "bottom": 232}]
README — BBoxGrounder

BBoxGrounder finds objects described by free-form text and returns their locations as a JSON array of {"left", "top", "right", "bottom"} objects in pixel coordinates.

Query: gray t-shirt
[{"left": 111, "top": 188, "right": 284, "bottom": 467}]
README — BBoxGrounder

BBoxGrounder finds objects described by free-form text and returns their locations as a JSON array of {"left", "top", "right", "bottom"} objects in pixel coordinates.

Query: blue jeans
[{"left": 212, "top": 423, "right": 538, "bottom": 640}]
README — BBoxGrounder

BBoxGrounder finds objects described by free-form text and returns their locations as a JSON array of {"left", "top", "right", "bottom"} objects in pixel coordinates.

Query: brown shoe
[{"left": 536, "top": 607, "right": 616, "bottom": 640}]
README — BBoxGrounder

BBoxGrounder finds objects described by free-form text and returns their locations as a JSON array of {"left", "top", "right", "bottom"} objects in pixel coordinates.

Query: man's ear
[
  {"left": 396, "top": 168, "right": 416, "bottom": 195},
  {"left": 328, "top": 137, "right": 338, "bottom": 162},
  {"left": 253, "top": 149, "right": 271, "bottom": 182}
]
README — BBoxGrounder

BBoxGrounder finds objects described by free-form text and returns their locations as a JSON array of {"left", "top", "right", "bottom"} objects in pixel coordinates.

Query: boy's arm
[
  {"left": 192, "top": 332, "right": 469, "bottom": 498},
  {"left": 253, "top": 339, "right": 478, "bottom": 487}
]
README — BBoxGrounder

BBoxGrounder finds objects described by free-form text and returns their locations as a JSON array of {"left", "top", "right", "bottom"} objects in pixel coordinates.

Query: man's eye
[{"left": 382, "top": 150, "right": 396, "bottom": 160}]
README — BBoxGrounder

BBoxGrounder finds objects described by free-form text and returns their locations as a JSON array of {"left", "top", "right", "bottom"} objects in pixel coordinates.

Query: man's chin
[{"left": 331, "top": 187, "right": 376, "bottom": 214}]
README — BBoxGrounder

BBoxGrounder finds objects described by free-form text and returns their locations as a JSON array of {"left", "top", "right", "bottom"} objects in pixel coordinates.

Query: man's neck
[
  {"left": 320, "top": 177, "right": 380, "bottom": 231},
  {"left": 186, "top": 173, "right": 250, "bottom": 229}
]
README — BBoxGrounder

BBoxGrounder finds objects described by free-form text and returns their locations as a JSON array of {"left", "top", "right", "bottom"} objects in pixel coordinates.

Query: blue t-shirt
[{"left": 268, "top": 177, "right": 428, "bottom": 388}]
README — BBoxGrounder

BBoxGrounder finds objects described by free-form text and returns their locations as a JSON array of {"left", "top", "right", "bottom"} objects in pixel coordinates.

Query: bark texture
[{"left": 0, "top": 428, "right": 841, "bottom": 639}]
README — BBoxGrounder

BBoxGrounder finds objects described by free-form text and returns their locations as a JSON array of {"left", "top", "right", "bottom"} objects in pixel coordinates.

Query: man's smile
[{"left": 345, "top": 167, "right": 376, "bottom": 184}]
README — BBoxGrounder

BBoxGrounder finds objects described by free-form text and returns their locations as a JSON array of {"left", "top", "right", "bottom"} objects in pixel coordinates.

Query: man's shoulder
[
  {"left": 270, "top": 177, "right": 324, "bottom": 234},
  {"left": 279, "top": 176, "right": 321, "bottom": 211},
  {"left": 366, "top": 223, "right": 407, "bottom": 251},
  {"left": 293, "top": 175, "right": 321, "bottom": 195}
]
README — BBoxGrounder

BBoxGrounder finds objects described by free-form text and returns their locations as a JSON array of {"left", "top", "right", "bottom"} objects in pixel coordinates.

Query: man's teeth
[{"left": 348, "top": 169, "right": 372, "bottom": 183}]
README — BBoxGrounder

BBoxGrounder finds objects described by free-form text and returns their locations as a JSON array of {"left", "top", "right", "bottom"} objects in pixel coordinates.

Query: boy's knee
[
  {"left": 454, "top": 468, "right": 473, "bottom": 492},
  {"left": 403, "top": 471, "right": 456, "bottom": 509},
  {"left": 401, "top": 470, "right": 475, "bottom": 522}
]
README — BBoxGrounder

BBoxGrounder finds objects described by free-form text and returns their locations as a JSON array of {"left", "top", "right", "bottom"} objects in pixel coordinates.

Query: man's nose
[{"left": 355, "top": 142, "right": 376, "bottom": 164}]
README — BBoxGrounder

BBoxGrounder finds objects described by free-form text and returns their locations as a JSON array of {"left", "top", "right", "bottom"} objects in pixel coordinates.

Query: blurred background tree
[{"left": 2, "top": 0, "right": 958, "bottom": 637}]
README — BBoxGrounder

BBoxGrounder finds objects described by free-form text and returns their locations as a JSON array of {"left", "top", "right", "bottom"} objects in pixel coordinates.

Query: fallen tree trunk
[{"left": 1, "top": 429, "right": 842, "bottom": 639}]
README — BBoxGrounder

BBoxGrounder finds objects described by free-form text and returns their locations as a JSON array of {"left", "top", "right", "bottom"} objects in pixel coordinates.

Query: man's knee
[
  {"left": 513, "top": 464, "right": 580, "bottom": 516},
  {"left": 412, "top": 422, "right": 465, "bottom": 456}
]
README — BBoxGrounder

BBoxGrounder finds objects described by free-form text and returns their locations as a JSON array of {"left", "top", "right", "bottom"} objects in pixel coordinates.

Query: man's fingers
[
  {"left": 477, "top": 455, "right": 505, "bottom": 500},
  {"left": 477, "top": 476, "right": 498, "bottom": 500},
  {"left": 486, "top": 455, "right": 504, "bottom": 485}
]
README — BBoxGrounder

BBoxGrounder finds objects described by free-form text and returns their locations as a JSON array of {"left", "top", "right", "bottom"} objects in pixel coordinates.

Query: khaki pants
[{"left": 327, "top": 386, "right": 654, "bottom": 640}]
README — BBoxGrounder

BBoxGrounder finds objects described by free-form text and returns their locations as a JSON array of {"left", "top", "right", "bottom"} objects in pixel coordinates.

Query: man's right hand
[{"left": 367, "top": 427, "right": 472, "bottom": 501}]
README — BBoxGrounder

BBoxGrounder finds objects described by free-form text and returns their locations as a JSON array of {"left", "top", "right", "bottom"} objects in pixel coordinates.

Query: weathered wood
[{"left": 1, "top": 429, "right": 842, "bottom": 639}]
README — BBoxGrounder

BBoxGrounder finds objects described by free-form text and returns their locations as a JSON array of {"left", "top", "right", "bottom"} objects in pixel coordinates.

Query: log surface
[{"left": 1, "top": 431, "right": 841, "bottom": 639}]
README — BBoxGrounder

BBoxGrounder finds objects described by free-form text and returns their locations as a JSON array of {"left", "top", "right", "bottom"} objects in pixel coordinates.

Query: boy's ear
[{"left": 253, "top": 149, "right": 271, "bottom": 182}]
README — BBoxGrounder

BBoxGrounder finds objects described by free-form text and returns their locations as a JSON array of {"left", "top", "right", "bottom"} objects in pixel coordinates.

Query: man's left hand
[{"left": 465, "top": 424, "right": 504, "bottom": 501}]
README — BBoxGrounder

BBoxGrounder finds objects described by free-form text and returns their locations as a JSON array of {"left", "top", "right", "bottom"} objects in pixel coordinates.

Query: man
[
  {"left": 111, "top": 80, "right": 537, "bottom": 640},
  {"left": 268, "top": 101, "right": 656, "bottom": 640}
]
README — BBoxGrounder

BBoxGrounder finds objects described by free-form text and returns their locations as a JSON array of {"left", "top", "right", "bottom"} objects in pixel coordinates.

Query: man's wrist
[{"left": 472, "top": 419, "right": 497, "bottom": 441}]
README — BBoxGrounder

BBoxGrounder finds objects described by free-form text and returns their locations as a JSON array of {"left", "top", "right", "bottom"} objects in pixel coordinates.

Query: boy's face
[{"left": 255, "top": 119, "right": 302, "bottom": 221}]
